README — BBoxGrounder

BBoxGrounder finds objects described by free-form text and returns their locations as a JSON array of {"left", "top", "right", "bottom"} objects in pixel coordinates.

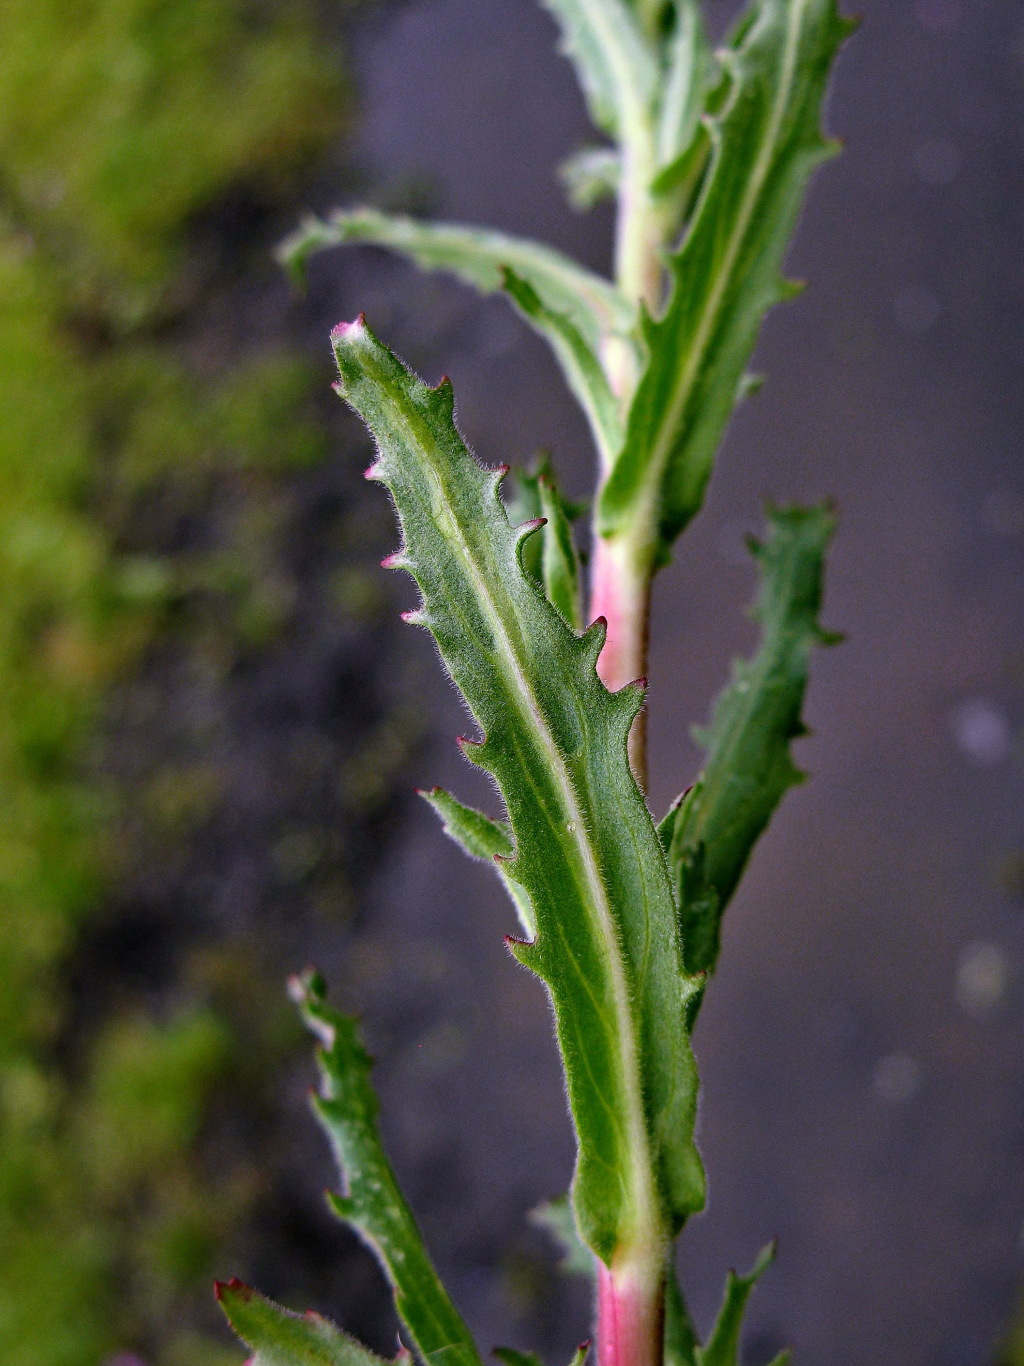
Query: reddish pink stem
[
  {"left": 589, "top": 534, "right": 652, "bottom": 787},
  {"left": 597, "top": 1258, "right": 664, "bottom": 1366}
]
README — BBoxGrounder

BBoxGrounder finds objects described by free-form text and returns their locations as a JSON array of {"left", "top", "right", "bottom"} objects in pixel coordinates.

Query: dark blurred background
[{"left": 1, "top": 1, "right": 1023, "bottom": 1364}]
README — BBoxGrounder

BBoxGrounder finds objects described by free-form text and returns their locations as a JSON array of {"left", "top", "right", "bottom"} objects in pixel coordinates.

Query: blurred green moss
[{"left": 0, "top": 1, "right": 370, "bottom": 1362}]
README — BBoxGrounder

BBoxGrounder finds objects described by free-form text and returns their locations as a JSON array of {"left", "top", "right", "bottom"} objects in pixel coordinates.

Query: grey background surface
[{"left": 296, "top": 3, "right": 1024, "bottom": 1363}]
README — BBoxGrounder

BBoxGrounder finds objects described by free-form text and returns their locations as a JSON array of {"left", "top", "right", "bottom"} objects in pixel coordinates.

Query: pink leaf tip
[
  {"left": 330, "top": 314, "right": 366, "bottom": 343},
  {"left": 214, "top": 1278, "right": 252, "bottom": 1304}
]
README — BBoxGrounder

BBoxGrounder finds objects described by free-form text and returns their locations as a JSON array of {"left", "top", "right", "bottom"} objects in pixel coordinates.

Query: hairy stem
[
  {"left": 597, "top": 1247, "right": 666, "bottom": 1366},
  {"left": 594, "top": 132, "right": 664, "bottom": 787}
]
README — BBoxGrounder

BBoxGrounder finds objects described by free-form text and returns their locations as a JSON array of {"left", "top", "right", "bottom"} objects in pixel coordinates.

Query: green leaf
[
  {"left": 418, "top": 786, "right": 536, "bottom": 938},
  {"left": 278, "top": 207, "right": 632, "bottom": 356},
  {"left": 215, "top": 1279, "right": 394, "bottom": 1366},
  {"left": 559, "top": 146, "right": 621, "bottom": 210},
  {"left": 597, "top": 0, "right": 854, "bottom": 561},
  {"left": 697, "top": 1243, "right": 776, "bottom": 1366},
  {"left": 292, "top": 972, "right": 484, "bottom": 1366},
  {"left": 501, "top": 267, "right": 624, "bottom": 468},
  {"left": 655, "top": 0, "right": 713, "bottom": 172},
  {"left": 331, "top": 317, "right": 704, "bottom": 1259},
  {"left": 529, "top": 1194, "right": 595, "bottom": 1277},
  {"left": 537, "top": 474, "right": 583, "bottom": 630},
  {"left": 663, "top": 505, "right": 837, "bottom": 979},
  {"left": 418, "top": 786, "right": 513, "bottom": 862},
  {"left": 503, "top": 456, "right": 586, "bottom": 595},
  {"left": 664, "top": 1256, "right": 699, "bottom": 1366},
  {"left": 537, "top": 0, "right": 659, "bottom": 143},
  {"left": 494, "top": 1350, "right": 544, "bottom": 1366}
]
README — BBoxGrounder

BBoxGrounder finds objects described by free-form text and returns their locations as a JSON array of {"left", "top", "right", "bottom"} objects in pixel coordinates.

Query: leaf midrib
[
  {"left": 384, "top": 368, "right": 658, "bottom": 1241},
  {"left": 629, "top": 0, "right": 808, "bottom": 539}
]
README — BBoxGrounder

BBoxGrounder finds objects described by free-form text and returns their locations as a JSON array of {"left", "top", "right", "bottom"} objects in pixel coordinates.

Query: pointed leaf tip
[
  {"left": 288, "top": 967, "right": 326, "bottom": 1006},
  {"left": 330, "top": 314, "right": 367, "bottom": 344}
]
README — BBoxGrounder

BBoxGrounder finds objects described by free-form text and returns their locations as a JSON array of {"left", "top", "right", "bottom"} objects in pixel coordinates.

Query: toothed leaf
[
  {"left": 332, "top": 318, "right": 704, "bottom": 1259},
  {"left": 655, "top": 0, "right": 713, "bottom": 171},
  {"left": 501, "top": 267, "right": 624, "bottom": 468},
  {"left": 598, "top": 0, "right": 854, "bottom": 560},
  {"left": 215, "top": 1280, "right": 393, "bottom": 1366},
  {"left": 419, "top": 787, "right": 536, "bottom": 937},
  {"left": 293, "top": 974, "right": 484, "bottom": 1366},
  {"left": 279, "top": 208, "right": 632, "bottom": 356},
  {"left": 537, "top": 0, "right": 659, "bottom": 142},
  {"left": 662, "top": 505, "right": 836, "bottom": 979},
  {"left": 530, "top": 1195, "right": 595, "bottom": 1277},
  {"left": 697, "top": 1244, "right": 776, "bottom": 1366}
]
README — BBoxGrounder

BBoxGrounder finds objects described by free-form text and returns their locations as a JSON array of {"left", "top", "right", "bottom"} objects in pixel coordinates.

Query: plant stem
[
  {"left": 597, "top": 1247, "right": 666, "bottom": 1366},
  {"left": 588, "top": 114, "right": 668, "bottom": 1366},
  {"left": 593, "top": 125, "right": 664, "bottom": 789},
  {"left": 589, "top": 532, "right": 652, "bottom": 787}
]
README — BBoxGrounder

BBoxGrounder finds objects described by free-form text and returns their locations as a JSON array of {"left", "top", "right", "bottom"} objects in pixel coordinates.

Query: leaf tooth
[
  {"left": 380, "top": 551, "right": 409, "bottom": 571},
  {"left": 504, "top": 934, "right": 543, "bottom": 975},
  {"left": 514, "top": 516, "right": 548, "bottom": 567},
  {"left": 579, "top": 615, "right": 607, "bottom": 669},
  {"left": 326, "top": 1191, "right": 357, "bottom": 1222},
  {"left": 214, "top": 1278, "right": 253, "bottom": 1305},
  {"left": 455, "top": 734, "right": 487, "bottom": 765},
  {"left": 428, "top": 374, "right": 456, "bottom": 421},
  {"left": 330, "top": 313, "right": 368, "bottom": 341},
  {"left": 400, "top": 609, "right": 428, "bottom": 627},
  {"left": 364, "top": 460, "right": 386, "bottom": 482}
]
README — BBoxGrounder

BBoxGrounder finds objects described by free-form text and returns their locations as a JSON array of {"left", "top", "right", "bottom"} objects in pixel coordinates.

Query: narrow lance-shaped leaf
[
  {"left": 501, "top": 267, "right": 624, "bottom": 468},
  {"left": 332, "top": 317, "right": 704, "bottom": 1258},
  {"left": 216, "top": 1279, "right": 398, "bottom": 1366},
  {"left": 537, "top": 0, "right": 659, "bottom": 145},
  {"left": 292, "top": 972, "right": 485, "bottom": 1366},
  {"left": 655, "top": 0, "right": 713, "bottom": 172},
  {"left": 598, "top": 0, "right": 854, "bottom": 561},
  {"left": 278, "top": 207, "right": 633, "bottom": 356},
  {"left": 419, "top": 786, "right": 536, "bottom": 938},
  {"left": 697, "top": 1244, "right": 776, "bottom": 1366},
  {"left": 660, "top": 504, "right": 837, "bottom": 980}
]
